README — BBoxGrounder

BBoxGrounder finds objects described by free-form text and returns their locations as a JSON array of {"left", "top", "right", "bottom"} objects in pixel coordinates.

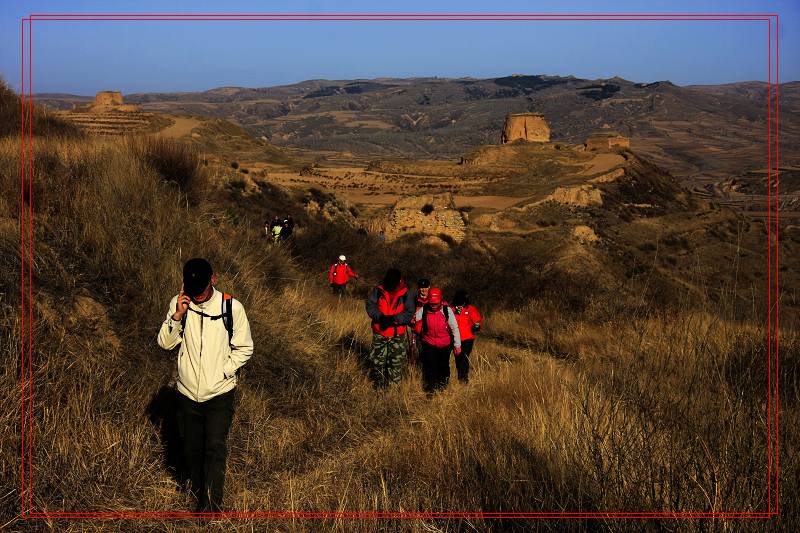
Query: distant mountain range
[{"left": 35, "top": 75, "right": 800, "bottom": 180}]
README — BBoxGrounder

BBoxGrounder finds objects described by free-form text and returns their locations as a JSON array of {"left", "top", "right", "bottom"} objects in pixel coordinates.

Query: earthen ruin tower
[
  {"left": 586, "top": 132, "right": 630, "bottom": 151},
  {"left": 90, "top": 91, "right": 138, "bottom": 112},
  {"left": 501, "top": 113, "right": 550, "bottom": 143},
  {"left": 94, "top": 91, "right": 124, "bottom": 106}
]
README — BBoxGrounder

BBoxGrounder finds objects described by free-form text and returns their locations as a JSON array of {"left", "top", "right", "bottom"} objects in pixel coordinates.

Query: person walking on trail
[
  {"left": 414, "top": 287, "right": 461, "bottom": 394},
  {"left": 408, "top": 278, "right": 431, "bottom": 365},
  {"left": 415, "top": 278, "right": 431, "bottom": 308},
  {"left": 329, "top": 255, "right": 358, "bottom": 296},
  {"left": 365, "top": 268, "right": 416, "bottom": 388},
  {"left": 157, "top": 258, "right": 254, "bottom": 513},
  {"left": 271, "top": 223, "right": 282, "bottom": 244},
  {"left": 451, "top": 290, "right": 482, "bottom": 384},
  {"left": 280, "top": 214, "right": 294, "bottom": 242}
]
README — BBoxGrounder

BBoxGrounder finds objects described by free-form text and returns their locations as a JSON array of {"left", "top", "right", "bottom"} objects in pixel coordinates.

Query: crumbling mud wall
[
  {"left": 586, "top": 134, "right": 630, "bottom": 151},
  {"left": 501, "top": 113, "right": 550, "bottom": 143},
  {"left": 384, "top": 193, "right": 466, "bottom": 243}
]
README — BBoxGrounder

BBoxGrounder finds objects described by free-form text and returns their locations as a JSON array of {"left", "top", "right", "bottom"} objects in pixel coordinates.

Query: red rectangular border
[{"left": 19, "top": 12, "right": 781, "bottom": 521}]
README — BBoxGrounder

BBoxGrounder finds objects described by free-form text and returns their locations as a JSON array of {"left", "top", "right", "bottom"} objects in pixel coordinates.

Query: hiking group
[
  {"left": 365, "top": 267, "right": 482, "bottom": 394},
  {"left": 157, "top": 257, "right": 481, "bottom": 512},
  {"left": 265, "top": 213, "right": 294, "bottom": 244}
]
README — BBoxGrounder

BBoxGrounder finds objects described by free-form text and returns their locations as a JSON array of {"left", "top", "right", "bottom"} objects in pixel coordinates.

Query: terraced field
[{"left": 54, "top": 111, "right": 170, "bottom": 136}]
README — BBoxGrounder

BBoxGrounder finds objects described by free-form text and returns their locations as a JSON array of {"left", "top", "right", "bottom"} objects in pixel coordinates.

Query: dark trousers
[
  {"left": 176, "top": 389, "right": 235, "bottom": 512},
  {"left": 456, "top": 339, "right": 475, "bottom": 383},
  {"left": 420, "top": 342, "right": 452, "bottom": 393},
  {"left": 332, "top": 283, "right": 346, "bottom": 296}
]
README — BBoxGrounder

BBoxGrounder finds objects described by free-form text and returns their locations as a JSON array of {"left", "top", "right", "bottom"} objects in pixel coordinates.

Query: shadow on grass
[{"left": 146, "top": 385, "right": 187, "bottom": 488}]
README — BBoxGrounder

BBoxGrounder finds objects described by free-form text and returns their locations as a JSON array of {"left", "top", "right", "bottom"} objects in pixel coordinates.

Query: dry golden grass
[{"left": 0, "top": 121, "right": 797, "bottom": 532}]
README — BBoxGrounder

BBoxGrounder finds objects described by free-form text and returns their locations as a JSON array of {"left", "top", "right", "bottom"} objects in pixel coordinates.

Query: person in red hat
[
  {"left": 450, "top": 290, "right": 482, "bottom": 384},
  {"left": 413, "top": 287, "right": 461, "bottom": 394}
]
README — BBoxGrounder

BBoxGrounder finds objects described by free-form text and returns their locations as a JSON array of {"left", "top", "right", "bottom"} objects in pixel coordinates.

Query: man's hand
[
  {"left": 454, "top": 346, "right": 462, "bottom": 356},
  {"left": 379, "top": 314, "right": 395, "bottom": 330},
  {"left": 172, "top": 289, "right": 190, "bottom": 321},
  {"left": 471, "top": 323, "right": 481, "bottom": 334}
]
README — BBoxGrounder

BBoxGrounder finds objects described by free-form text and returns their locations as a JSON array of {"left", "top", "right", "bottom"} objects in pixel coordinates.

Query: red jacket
[
  {"left": 329, "top": 263, "right": 357, "bottom": 285},
  {"left": 367, "top": 282, "right": 414, "bottom": 337},
  {"left": 453, "top": 305, "right": 482, "bottom": 341}
]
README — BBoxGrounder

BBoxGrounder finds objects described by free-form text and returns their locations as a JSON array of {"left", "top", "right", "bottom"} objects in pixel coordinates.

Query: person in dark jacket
[
  {"left": 365, "top": 268, "right": 416, "bottom": 388},
  {"left": 280, "top": 214, "right": 294, "bottom": 241},
  {"left": 408, "top": 278, "right": 431, "bottom": 365}
]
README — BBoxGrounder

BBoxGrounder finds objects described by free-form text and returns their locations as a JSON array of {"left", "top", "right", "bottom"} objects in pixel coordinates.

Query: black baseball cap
[
  {"left": 417, "top": 278, "right": 431, "bottom": 289},
  {"left": 183, "top": 258, "right": 213, "bottom": 297}
]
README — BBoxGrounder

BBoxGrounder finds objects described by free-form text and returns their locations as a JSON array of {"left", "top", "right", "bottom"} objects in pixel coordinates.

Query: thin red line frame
[{"left": 19, "top": 12, "right": 780, "bottom": 522}]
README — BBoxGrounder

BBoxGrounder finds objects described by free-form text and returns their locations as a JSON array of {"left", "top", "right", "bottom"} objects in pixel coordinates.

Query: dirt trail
[
  {"left": 158, "top": 116, "right": 203, "bottom": 138},
  {"left": 579, "top": 153, "right": 625, "bottom": 176},
  {"left": 454, "top": 195, "right": 529, "bottom": 210}
]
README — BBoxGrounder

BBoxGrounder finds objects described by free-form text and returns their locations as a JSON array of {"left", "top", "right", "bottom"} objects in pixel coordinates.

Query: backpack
[{"left": 180, "top": 293, "right": 234, "bottom": 344}]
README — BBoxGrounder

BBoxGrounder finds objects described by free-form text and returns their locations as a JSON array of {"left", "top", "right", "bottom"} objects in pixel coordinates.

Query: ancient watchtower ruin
[
  {"left": 90, "top": 91, "right": 139, "bottom": 113},
  {"left": 585, "top": 132, "right": 630, "bottom": 151},
  {"left": 501, "top": 113, "right": 550, "bottom": 143}
]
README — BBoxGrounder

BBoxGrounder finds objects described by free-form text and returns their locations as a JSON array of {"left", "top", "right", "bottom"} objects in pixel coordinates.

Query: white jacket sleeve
[
  {"left": 223, "top": 300, "right": 254, "bottom": 378},
  {"left": 447, "top": 307, "right": 461, "bottom": 348},
  {"left": 157, "top": 295, "right": 183, "bottom": 350}
]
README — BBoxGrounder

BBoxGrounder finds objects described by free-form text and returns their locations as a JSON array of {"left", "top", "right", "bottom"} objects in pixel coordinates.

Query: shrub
[
  {"left": 230, "top": 161, "right": 239, "bottom": 169},
  {"left": 129, "top": 136, "right": 206, "bottom": 203},
  {"left": 0, "top": 79, "right": 83, "bottom": 138},
  {"left": 421, "top": 203, "right": 434, "bottom": 215}
]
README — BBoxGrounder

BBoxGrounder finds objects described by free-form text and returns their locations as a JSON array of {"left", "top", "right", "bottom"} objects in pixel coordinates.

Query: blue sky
[{"left": 1, "top": 0, "right": 796, "bottom": 95}]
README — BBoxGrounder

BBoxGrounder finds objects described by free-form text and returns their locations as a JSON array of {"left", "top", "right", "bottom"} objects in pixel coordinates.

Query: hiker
[
  {"left": 280, "top": 214, "right": 294, "bottom": 241},
  {"left": 451, "top": 290, "right": 482, "bottom": 384},
  {"left": 414, "top": 287, "right": 461, "bottom": 394},
  {"left": 408, "top": 278, "right": 431, "bottom": 364},
  {"left": 264, "top": 219, "right": 271, "bottom": 238},
  {"left": 415, "top": 278, "right": 431, "bottom": 308},
  {"left": 365, "top": 268, "right": 416, "bottom": 388},
  {"left": 270, "top": 215, "right": 282, "bottom": 233},
  {"left": 157, "top": 258, "right": 254, "bottom": 513},
  {"left": 271, "top": 223, "right": 282, "bottom": 244},
  {"left": 329, "top": 255, "right": 358, "bottom": 296}
]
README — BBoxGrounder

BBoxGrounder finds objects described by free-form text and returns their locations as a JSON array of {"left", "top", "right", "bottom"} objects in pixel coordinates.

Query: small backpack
[{"left": 180, "top": 293, "right": 234, "bottom": 344}]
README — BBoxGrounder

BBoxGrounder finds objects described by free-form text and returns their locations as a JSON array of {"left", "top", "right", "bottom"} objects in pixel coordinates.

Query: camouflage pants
[{"left": 368, "top": 333, "right": 407, "bottom": 388}]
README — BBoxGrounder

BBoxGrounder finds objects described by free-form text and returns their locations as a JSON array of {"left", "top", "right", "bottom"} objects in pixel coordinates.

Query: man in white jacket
[{"left": 157, "top": 258, "right": 253, "bottom": 513}]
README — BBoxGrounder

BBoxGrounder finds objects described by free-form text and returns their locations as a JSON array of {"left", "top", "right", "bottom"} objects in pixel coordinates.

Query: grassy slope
[{"left": 0, "top": 91, "right": 798, "bottom": 531}]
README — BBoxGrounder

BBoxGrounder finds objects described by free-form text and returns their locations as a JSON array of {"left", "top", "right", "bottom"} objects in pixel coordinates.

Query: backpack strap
[
  {"left": 179, "top": 294, "right": 234, "bottom": 343},
  {"left": 222, "top": 293, "right": 234, "bottom": 344},
  {"left": 421, "top": 305, "right": 451, "bottom": 335}
]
